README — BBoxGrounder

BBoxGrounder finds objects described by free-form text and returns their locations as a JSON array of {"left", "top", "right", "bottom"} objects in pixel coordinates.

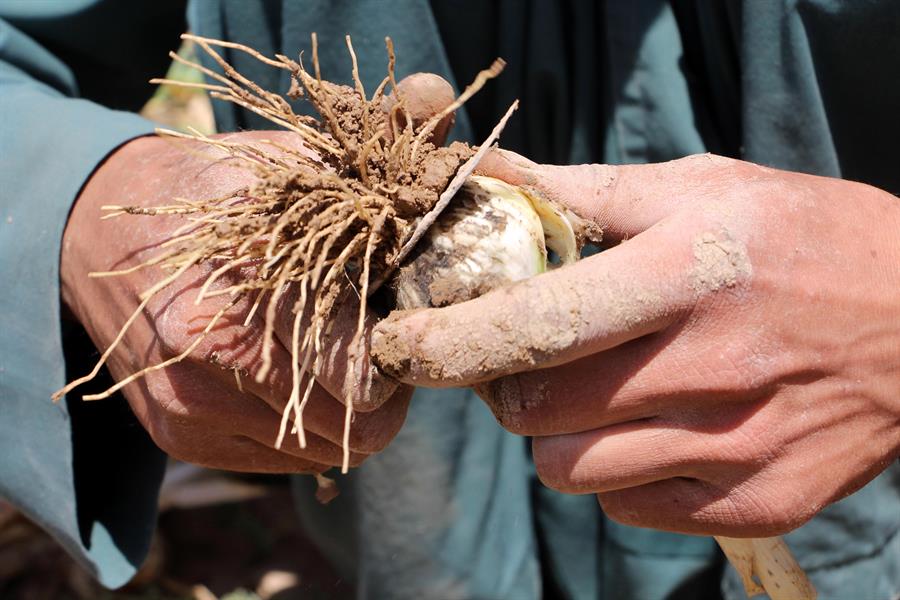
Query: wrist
[{"left": 60, "top": 135, "right": 160, "bottom": 321}]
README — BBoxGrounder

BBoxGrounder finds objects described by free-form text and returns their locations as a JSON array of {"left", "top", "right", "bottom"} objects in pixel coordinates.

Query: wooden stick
[{"left": 715, "top": 536, "right": 816, "bottom": 599}]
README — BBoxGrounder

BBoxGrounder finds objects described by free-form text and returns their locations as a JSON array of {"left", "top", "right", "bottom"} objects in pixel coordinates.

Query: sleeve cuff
[{"left": 0, "top": 80, "right": 167, "bottom": 587}]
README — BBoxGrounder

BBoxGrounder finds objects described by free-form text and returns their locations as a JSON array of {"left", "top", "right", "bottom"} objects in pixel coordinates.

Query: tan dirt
[
  {"left": 394, "top": 141, "right": 474, "bottom": 216},
  {"left": 426, "top": 269, "right": 496, "bottom": 306},
  {"left": 368, "top": 309, "right": 416, "bottom": 378},
  {"left": 372, "top": 277, "right": 582, "bottom": 384},
  {"left": 690, "top": 229, "right": 752, "bottom": 293}
]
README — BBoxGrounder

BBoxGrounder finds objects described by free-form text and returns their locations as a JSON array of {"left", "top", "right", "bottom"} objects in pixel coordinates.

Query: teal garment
[
  {"left": 2, "top": 0, "right": 899, "bottom": 598},
  {"left": 0, "top": 0, "right": 185, "bottom": 587}
]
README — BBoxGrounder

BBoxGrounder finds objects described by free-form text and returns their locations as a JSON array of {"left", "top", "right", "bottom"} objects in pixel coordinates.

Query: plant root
[{"left": 54, "top": 33, "right": 508, "bottom": 475}]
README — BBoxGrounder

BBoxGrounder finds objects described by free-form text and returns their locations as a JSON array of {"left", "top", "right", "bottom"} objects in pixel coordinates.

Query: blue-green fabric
[
  {"left": 2, "top": 0, "right": 899, "bottom": 597},
  {"left": 293, "top": 389, "right": 541, "bottom": 600},
  {"left": 0, "top": 0, "right": 183, "bottom": 588}
]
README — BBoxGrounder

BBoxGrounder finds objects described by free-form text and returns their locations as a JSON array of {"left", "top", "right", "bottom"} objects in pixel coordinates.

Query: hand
[
  {"left": 371, "top": 150, "right": 900, "bottom": 536},
  {"left": 61, "top": 74, "right": 455, "bottom": 473}
]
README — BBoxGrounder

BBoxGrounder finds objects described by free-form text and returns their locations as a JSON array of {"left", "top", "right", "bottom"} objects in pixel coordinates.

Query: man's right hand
[{"left": 61, "top": 130, "right": 414, "bottom": 472}]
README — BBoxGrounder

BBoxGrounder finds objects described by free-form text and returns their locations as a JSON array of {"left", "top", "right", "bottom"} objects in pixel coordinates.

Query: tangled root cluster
[{"left": 54, "top": 33, "right": 506, "bottom": 473}]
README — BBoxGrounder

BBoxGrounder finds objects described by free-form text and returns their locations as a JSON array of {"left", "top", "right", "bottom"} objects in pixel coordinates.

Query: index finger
[
  {"left": 476, "top": 149, "right": 746, "bottom": 245},
  {"left": 370, "top": 214, "right": 735, "bottom": 387}
]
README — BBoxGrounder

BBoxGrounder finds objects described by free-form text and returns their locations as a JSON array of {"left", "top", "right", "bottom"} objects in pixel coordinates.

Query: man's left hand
[{"left": 372, "top": 151, "right": 900, "bottom": 537}]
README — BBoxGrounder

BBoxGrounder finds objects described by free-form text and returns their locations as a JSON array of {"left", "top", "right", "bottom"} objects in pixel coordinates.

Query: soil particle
[
  {"left": 427, "top": 270, "right": 495, "bottom": 306},
  {"left": 369, "top": 309, "right": 418, "bottom": 379},
  {"left": 314, "top": 473, "right": 339, "bottom": 504},
  {"left": 690, "top": 230, "right": 752, "bottom": 292},
  {"left": 595, "top": 164, "right": 617, "bottom": 188},
  {"left": 391, "top": 142, "right": 473, "bottom": 217},
  {"left": 287, "top": 76, "right": 304, "bottom": 99},
  {"left": 419, "top": 143, "right": 471, "bottom": 190},
  {"left": 478, "top": 374, "right": 547, "bottom": 427},
  {"left": 325, "top": 82, "right": 365, "bottom": 140},
  {"left": 572, "top": 214, "right": 604, "bottom": 246}
]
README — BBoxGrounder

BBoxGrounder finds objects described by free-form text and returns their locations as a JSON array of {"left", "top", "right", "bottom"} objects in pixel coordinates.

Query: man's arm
[{"left": 0, "top": 4, "right": 183, "bottom": 586}]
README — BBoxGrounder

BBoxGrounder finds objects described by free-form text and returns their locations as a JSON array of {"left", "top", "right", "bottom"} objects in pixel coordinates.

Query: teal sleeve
[{"left": 0, "top": 2, "right": 185, "bottom": 587}]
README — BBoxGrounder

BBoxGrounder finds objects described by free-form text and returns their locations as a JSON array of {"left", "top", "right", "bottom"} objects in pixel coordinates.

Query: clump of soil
[{"left": 53, "top": 33, "right": 506, "bottom": 473}]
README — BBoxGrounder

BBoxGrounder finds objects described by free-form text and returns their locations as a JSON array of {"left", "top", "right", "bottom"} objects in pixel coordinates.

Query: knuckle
[
  {"left": 727, "top": 484, "right": 812, "bottom": 535},
  {"left": 715, "top": 427, "right": 778, "bottom": 470},
  {"left": 142, "top": 384, "right": 214, "bottom": 460},
  {"left": 532, "top": 438, "right": 578, "bottom": 493},
  {"left": 478, "top": 375, "right": 548, "bottom": 435},
  {"left": 148, "top": 374, "right": 215, "bottom": 423},
  {"left": 597, "top": 489, "right": 650, "bottom": 528},
  {"left": 348, "top": 415, "right": 401, "bottom": 454},
  {"left": 347, "top": 391, "right": 410, "bottom": 453},
  {"left": 147, "top": 421, "right": 196, "bottom": 462},
  {"left": 152, "top": 301, "right": 196, "bottom": 357},
  {"left": 198, "top": 330, "right": 260, "bottom": 372},
  {"left": 682, "top": 153, "right": 739, "bottom": 168},
  {"left": 717, "top": 336, "right": 780, "bottom": 393},
  {"left": 678, "top": 153, "right": 747, "bottom": 182},
  {"left": 145, "top": 377, "right": 192, "bottom": 423}
]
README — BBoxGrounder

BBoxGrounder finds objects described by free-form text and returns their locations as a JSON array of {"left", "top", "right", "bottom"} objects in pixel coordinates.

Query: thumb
[
  {"left": 476, "top": 149, "right": 743, "bottom": 244},
  {"left": 382, "top": 72, "right": 457, "bottom": 147}
]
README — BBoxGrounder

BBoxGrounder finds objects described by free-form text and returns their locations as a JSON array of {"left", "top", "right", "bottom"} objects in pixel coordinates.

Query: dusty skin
[
  {"left": 690, "top": 229, "right": 752, "bottom": 293},
  {"left": 369, "top": 228, "right": 742, "bottom": 387},
  {"left": 369, "top": 150, "right": 900, "bottom": 599}
]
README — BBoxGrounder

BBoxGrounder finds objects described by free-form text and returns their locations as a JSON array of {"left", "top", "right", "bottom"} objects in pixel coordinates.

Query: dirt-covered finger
[
  {"left": 190, "top": 318, "right": 354, "bottom": 446},
  {"left": 204, "top": 337, "right": 410, "bottom": 455},
  {"left": 474, "top": 335, "right": 677, "bottom": 435},
  {"left": 371, "top": 219, "right": 702, "bottom": 387},
  {"left": 292, "top": 384, "right": 412, "bottom": 453},
  {"left": 240, "top": 370, "right": 411, "bottom": 454},
  {"left": 476, "top": 149, "right": 750, "bottom": 244}
]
